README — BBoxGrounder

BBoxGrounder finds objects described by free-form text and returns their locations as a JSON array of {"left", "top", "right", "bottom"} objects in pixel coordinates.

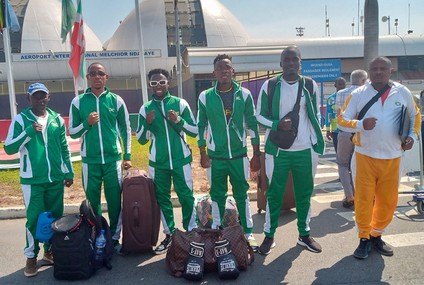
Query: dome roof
[
  {"left": 19, "top": 0, "right": 103, "bottom": 53},
  {"left": 105, "top": 0, "right": 250, "bottom": 52}
]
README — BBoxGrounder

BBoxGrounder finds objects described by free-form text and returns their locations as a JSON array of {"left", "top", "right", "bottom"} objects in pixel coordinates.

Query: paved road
[{"left": 1, "top": 145, "right": 423, "bottom": 284}]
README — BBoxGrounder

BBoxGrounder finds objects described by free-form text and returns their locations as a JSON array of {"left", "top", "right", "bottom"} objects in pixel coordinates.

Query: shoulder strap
[
  {"left": 304, "top": 76, "right": 314, "bottom": 97},
  {"left": 267, "top": 76, "right": 279, "bottom": 118},
  {"left": 153, "top": 99, "right": 189, "bottom": 146},
  {"left": 357, "top": 83, "right": 391, "bottom": 120}
]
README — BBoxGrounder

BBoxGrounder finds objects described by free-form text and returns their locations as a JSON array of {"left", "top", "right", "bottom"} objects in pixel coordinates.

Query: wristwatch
[{"left": 253, "top": 150, "right": 261, "bottom": 157}]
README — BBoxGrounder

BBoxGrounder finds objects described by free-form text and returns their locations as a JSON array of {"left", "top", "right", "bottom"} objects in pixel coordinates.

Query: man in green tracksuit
[
  {"left": 68, "top": 63, "right": 132, "bottom": 250},
  {"left": 197, "top": 54, "right": 261, "bottom": 251},
  {"left": 256, "top": 46, "right": 325, "bottom": 255},
  {"left": 5, "top": 83, "right": 74, "bottom": 277},
  {"left": 137, "top": 68, "right": 198, "bottom": 254}
]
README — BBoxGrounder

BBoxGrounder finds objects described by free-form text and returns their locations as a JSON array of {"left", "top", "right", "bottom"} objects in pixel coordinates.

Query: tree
[{"left": 363, "top": 0, "right": 379, "bottom": 69}]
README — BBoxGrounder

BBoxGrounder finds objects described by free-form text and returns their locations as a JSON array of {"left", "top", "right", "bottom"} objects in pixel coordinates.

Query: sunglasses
[
  {"left": 149, "top": 80, "right": 168, "bottom": 87},
  {"left": 88, "top": 71, "right": 106, "bottom": 77}
]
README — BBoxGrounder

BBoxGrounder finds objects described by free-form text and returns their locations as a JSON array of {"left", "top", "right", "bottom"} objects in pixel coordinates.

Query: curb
[{"left": 0, "top": 191, "right": 258, "bottom": 220}]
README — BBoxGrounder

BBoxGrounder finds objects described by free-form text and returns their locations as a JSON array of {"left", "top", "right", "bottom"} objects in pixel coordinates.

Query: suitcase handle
[{"left": 133, "top": 202, "right": 140, "bottom": 227}]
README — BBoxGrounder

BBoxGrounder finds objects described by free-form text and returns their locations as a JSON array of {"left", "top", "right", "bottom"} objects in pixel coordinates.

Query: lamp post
[
  {"left": 394, "top": 18, "right": 398, "bottom": 35},
  {"left": 381, "top": 15, "right": 390, "bottom": 35}
]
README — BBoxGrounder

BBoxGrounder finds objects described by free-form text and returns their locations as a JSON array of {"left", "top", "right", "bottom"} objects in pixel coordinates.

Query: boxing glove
[
  {"left": 183, "top": 241, "right": 205, "bottom": 281},
  {"left": 214, "top": 239, "right": 239, "bottom": 280}
]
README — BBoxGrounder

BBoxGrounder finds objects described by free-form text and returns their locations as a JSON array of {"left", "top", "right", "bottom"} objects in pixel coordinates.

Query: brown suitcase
[
  {"left": 257, "top": 152, "right": 295, "bottom": 213},
  {"left": 121, "top": 170, "right": 161, "bottom": 253}
]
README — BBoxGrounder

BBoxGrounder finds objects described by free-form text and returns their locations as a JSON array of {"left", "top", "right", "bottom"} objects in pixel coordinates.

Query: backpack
[
  {"left": 196, "top": 196, "right": 239, "bottom": 228},
  {"left": 52, "top": 200, "right": 113, "bottom": 280},
  {"left": 79, "top": 199, "right": 114, "bottom": 271}
]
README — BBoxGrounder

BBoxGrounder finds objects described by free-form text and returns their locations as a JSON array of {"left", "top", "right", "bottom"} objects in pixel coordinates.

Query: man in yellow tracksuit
[{"left": 338, "top": 56, "right": 421, "bottom": 259}]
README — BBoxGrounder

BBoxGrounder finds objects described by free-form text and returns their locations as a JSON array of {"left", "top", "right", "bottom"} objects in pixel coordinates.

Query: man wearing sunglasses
[
  {"left": 197, "top": 54, "right": 261, "bottom": 251},
  {"left": 136, "top": 68, "right": 198, "bottom": 254},
  {"left": 68, "top": 62, "right": 132, "bottom": 252}
]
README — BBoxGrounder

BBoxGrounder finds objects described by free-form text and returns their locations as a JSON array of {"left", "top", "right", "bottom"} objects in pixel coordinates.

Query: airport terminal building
[{"left": 1, "top": 0, "right": 423, "bottom": 122}]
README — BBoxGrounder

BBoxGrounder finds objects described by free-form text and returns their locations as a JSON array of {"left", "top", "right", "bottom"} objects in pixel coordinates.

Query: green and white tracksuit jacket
[
  {"left": 68, "top": 87, "right": 131, "bottom": 240},
  {"left": 136, "top": 92, "right": 198, "bottom": 234},
  {"left": 4, "top": 107, "right": 74, "bottom": 258},
  {"left": 256, "top": 74, "right": 325, "bottom": 237},
  {"left": 197, "top": 80, "right": 260, "bottom": 233}
]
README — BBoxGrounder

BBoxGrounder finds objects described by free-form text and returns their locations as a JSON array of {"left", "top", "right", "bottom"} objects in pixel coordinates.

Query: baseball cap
[{"left": 27, "top": 83, "right": 49, "bottom": 96}]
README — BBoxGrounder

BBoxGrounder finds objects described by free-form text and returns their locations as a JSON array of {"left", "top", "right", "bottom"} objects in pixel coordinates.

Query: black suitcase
[{"left": 52, "top": 214, "right": 95, "bottom": 280}]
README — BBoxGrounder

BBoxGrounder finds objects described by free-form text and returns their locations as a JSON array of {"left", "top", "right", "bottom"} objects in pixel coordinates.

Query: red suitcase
[
  {"left": 257, "top": 152, "right": 296, "bottom": 213},
  {"left": 121, "top": 170, "right": 161, "bottom": 253}
]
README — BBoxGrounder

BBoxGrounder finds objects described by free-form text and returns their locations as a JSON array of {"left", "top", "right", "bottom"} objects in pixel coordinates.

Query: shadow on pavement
[
  {"left": 310, "top": 201, "right": 356, "bottom": 238},
  {"left": 311, "top": 253, "right": 387, "bottom": 284}
]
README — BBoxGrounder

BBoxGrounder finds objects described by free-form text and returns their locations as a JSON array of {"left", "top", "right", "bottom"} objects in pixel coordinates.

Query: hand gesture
[
  {"left": 146, "top": 110, "right": 155, "bottom": 125},
  {"left": 32, "top": 123, "right": 42, "bottom": 133},
  {"left": 363, "top": 117, "right": 377, "bottom": 130},
  {"left": 326, "top": 131, "right": 332, "bottom": 140},
  {"left": 167, "top": 110, "right": 179, "bottom": 123},
  {"left": 88, "top": 112, "right": 100, "bottom": 126}
]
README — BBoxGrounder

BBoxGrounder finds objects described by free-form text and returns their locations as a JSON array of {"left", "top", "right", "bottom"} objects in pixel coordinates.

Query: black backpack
[
  {"left": 52, "top": 200, "right": 113, "bottom": 280},
  {"left": 79, "top": 200, "right": 114, "bottom": 271}
]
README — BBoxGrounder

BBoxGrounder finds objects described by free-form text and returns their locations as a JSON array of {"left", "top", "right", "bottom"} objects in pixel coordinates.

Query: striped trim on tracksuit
[
  {"left": 4, "top": 108, "right": 74, "bottom": 258},
  {"left": 137, "top": 92, "right": 198, "bottom": 234},
  {"left": 197, "top": 80, "right": 260, "bottom": 233},
  {"left": 256, "top": 75, "right": 324, "bottom": 238},
  {"left": 68, "top": 87, "right": 132, "bottom": 241},
  {"left": 338, "top": 81, "right": 421, "bottom": 238}
]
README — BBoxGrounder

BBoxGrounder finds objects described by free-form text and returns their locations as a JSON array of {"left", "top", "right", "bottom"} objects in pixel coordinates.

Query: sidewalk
[{"left": 0, "top": 190, "right": 259, "bottom": 220}]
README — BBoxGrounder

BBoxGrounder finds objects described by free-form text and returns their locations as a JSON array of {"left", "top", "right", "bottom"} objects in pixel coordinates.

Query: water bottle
[{"left": 95, "top": 230, "right": 106, "bottom": 261}]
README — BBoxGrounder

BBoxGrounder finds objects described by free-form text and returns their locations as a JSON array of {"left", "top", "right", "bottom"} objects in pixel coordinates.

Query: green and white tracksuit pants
[
  {"left": 148, "top": 164, "right": 197, "bottom": 235},
  {"left": 207, "top": 156, "right": 254, "bottom": 234},
  {"left": 22, "top": 181, "right": 64, "bottom": 258},
  {"left": 264, "top": 149, "right": 314, "bottom": 237},
  {"left": 82, "top": 161, "right": 123, "bottom": 241}
]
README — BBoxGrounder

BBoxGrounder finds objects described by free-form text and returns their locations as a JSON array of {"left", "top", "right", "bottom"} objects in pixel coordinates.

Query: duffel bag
[{"left": 166, "top": 224, "right": 254, "bottom": 277}]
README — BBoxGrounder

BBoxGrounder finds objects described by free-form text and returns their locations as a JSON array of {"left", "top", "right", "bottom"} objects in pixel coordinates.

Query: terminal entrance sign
[
  {"left": 301, "top": 59, "right": 341, "bottom": 127},
  {"left": 302, "top": 59, "right": 341, "bottom": 82}
]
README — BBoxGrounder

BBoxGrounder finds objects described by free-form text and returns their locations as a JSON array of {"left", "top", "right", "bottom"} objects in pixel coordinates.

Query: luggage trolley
[{"left": 402, "top": 131, "right": 424, "bottom": 214}]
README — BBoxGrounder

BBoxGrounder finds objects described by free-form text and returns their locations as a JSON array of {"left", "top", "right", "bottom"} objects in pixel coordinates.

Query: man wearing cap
[
  {"left": 68, "top": 62, "right": 132, "bottom": 252},
  {"left": 4, "top": 83, "right": 74, "bottom": 277}
]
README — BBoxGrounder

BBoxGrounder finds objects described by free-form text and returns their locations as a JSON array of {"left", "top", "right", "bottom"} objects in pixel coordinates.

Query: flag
[
  {"left": 0, "top": 1, "right": 4, "bottom": 30},
  {"left": 69, "top": 0, "right": 86, "bottom": 91},
  {"left": 6, "top": 0, "right": 20, "bottom": 32},
  {"left": 0, "top": 0, "right": 20, "bottom": 32},
  {"left": 61, "top": 0, "right": 76, "bottom": 43}
]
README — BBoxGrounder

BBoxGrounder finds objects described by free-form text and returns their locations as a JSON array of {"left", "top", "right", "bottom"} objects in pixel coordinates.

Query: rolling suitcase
[
  {"left": 257, "top": 152, "right": 295, "bottom": 213},
  {"left": 121, "top": 169, "right": 161, "bottom": 254}
]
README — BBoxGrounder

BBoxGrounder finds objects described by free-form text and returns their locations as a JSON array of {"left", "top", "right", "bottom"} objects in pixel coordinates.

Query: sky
[{"left": 83, "top": 0, "right": 424, "bottom": 44}]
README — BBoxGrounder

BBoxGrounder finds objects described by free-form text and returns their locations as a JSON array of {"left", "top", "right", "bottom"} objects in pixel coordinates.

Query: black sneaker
[
  {"left": 371, "top": 236, "right": 393, "bottom": 256},
  {"left": 342, "top": 198, "right": 354, "bottom": 209},
  {"left": 353, "top": 238, "right": 371, "bottom": 259},
  {"left": 297, "top": 235, "right": 322, "bottom": 253},
  {"left": 258, "top": 237, "right": 276, "bottom": 255},
  {"left": 154, "top": 235, "right": 172, "bottom": 255}
]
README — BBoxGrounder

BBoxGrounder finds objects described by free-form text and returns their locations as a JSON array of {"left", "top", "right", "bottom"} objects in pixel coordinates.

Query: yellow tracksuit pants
[{"left": 352, "top": 152, "right": 400, "bottom": 239}]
